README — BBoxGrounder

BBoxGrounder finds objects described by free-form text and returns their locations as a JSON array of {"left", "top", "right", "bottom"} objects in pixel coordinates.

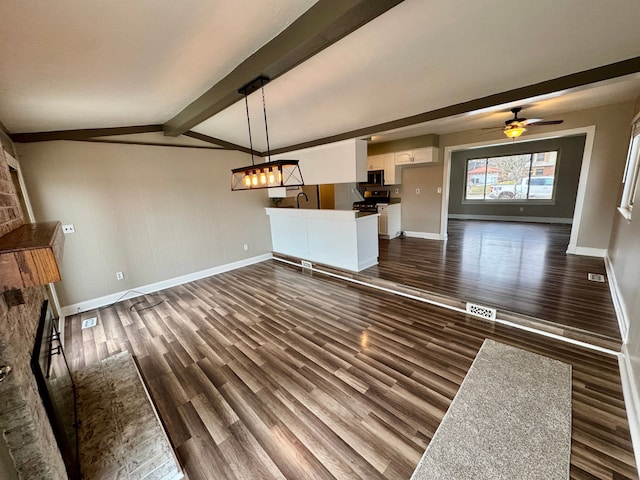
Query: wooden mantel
[{"left": 0, "top": 221, "right": 64, "bottom": 291}]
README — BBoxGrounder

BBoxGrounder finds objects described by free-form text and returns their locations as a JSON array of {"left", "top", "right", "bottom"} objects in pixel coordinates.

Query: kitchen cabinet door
[
  {"left": 387, "top": 204, "right": 402, "bottom": 238},
  {"left": 383, "top": 154, "right": 399, "bottom": 185},
  {"left": 394, "top": 151, "right": 413, "bottom": 165},
  {"left": 411, "top": 147, "right": 436, "bottom": 164},
  {"left": 367, "top": 155, "right": 385, "bottom": 171},
  {"left": 395, "top": 147, "right": 437, "bottom": 165}
]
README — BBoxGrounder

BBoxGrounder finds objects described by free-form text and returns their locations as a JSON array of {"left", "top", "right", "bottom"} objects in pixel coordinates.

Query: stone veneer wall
[
  {"left": 0, "top": 149, "right": 23, "bottom": 236},
  {"left": 0, "top": 146, "right": 68, "bottom": 479}
]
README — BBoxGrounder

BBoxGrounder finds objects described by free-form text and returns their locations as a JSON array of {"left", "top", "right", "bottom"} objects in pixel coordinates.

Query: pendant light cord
[
  {"left": 261, "top": 79, "right": 271, "bottom": 162},
  {"left": 243, "top": 89, "right": 255, "bottom": 166}
]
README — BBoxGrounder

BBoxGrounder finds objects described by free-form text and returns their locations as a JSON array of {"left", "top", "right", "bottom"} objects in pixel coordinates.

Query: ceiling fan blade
[{"left": 527, "top": 119, "right": 564, "bottom": 126}]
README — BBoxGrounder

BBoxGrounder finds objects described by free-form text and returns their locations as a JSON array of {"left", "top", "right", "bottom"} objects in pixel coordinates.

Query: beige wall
[
  {"left": 17, "top": 141, "right": 273, "bottom": 307},
  {"left": 608, "top": 96, "right": 640, "bottom": 397},
  {"left": 400, "top": 165, "right": 443, "bottom": 233},
  {"left": 395, "top": 102, "right": 635, "bottom": 244}
]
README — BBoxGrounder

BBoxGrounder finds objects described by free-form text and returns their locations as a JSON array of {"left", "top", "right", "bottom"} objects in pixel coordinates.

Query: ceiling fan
[{"left": 490, "top": 107, "right": 564, "bottom": 139}]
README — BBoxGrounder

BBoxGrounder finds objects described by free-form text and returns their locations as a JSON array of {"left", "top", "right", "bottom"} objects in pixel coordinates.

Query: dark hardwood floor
[
  {"left": 363, "top": 220, "right": 621, "bottom": 342},
  {"left": 66, "top": 260, "right": 637, "bottom": 480}
]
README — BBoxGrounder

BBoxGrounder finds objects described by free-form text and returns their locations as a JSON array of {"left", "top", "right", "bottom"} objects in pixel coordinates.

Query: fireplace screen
[{"left": 31, "top": 300, "right": 80, "bottom": 479}]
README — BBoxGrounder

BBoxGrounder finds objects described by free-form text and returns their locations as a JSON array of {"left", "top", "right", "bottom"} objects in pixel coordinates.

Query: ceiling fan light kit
[
  {"left": 231, "top": 76, "right": 304, "bottom": 191},
  {"left": 500, "top": 107, "right": 563, "bottom": 139},
  {"left": 504, "top": 125, "right": 527, "bottom": 138}
]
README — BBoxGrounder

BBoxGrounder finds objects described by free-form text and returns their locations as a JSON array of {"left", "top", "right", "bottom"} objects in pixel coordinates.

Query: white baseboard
[
  {"left": 448, "top": 214, "right": 573, "bottom": 224},
  {"left": 404, "top": 231, "right": 446, "bottom": 241},
  {"left": 566, "top": 245, "right": 607, "bottom": 257},
  {"left": 604, "top": 253, "right": 629, "bottom": 341},
  {"left": 60, "top": 253, "right": 273, "bottom": 316},
  {"left": 618, "top": 345, "right": 640, "bottom": 474}
]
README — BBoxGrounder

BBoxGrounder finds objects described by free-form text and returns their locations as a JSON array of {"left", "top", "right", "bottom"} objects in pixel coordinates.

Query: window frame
[
  {"left": 462, "top": 150, "right": 559, "bottom": 204},
  {"left": 619, "top": 117, "right": 640, "bottom": 221}
]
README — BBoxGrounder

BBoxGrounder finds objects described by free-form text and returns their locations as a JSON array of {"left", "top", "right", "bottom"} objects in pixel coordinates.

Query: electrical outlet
[
  {"left": 415, "top": 188, "right": 420, "bottom": 194},
  {"left": 437, "top": 187, "right": 442, "bottom": 194},
  {"left": 243, "top": 244, "right": 249, "bottom": 251},
  {"left": 62, "top": 224, "right": 75, "bottom": 234},
  {"left": 394, "top": 188, "right": 399, "bottom": 194},
  {"left": 116, "top": 272, "right": 124, "bottom": 280}
]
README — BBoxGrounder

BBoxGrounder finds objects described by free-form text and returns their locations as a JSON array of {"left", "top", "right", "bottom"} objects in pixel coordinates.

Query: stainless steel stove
[{"left": 352, "top": 190, "right": 391, "bottom": 213}]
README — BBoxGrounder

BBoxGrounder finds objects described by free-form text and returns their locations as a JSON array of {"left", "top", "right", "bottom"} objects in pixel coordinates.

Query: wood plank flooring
[
  {"left": 65, "top": 260, "right": 636, "bottom": 480},
  {"left": 365, "top": 220, "right": 621, "bottom": 341}
]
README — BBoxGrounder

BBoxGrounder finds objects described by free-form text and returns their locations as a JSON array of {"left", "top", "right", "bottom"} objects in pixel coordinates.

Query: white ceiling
[{"left": 1, "top": 0, "right": 639, "bottom": 151}]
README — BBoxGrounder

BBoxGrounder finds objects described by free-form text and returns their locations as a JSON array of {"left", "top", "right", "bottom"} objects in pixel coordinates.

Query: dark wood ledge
[{"left": 0, "top": 221, "right": 64, "bottom": 290}]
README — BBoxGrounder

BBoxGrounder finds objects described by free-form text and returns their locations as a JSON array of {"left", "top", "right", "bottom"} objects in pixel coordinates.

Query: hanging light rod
[{"left": 231, "top": 76, "right": 304, "bottom": 191}]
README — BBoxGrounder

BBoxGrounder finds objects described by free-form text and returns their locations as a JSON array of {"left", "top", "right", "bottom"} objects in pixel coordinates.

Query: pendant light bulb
[
  {"left": 268, "top": 169, "right": 275, "bottom": 184},
  {"left": 259, "top": 171, "right": 267, "bottom": 185},
  {"left": 243, "top": 175, "right": 251, "bottom": 187}
]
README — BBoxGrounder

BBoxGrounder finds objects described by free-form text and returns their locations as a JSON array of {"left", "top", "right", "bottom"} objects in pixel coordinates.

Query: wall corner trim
[
  {"left": 566, "top": 246, "right": 607, "bottom": 257},
  {"left": 618, "top": 346, "right": 640, "bottom": 474},
  {"left": 604, "top": 252, "right": 629, "bottom": 341},
  {"left": 60, "top": 253, "right": 273, "bottom": 316}
]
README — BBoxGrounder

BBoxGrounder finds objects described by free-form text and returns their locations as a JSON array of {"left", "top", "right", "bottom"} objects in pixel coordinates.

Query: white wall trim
[
  {"left": 447, "top": 214, "right": 572, "bottom": 224},
  {"left": 567, "top": 125, "right": 597, "bottom": 253},
  {"left": 60, "top": 253, "right": 273, "bottom": 316},
  {"left": 605, "top": 252, "right": 629, "bottom": 341},
  {"left": 442, "top": 126, "right": 597, "bottom": 250},
  {"left": 618, "top": 346, "right": 640, "bottom": 473},
  {"left": 568, "top": 246, "right": 607, "bottom": 257},
  {"left": 404, "top": 231, "right": 446, "bottom": 241},
  {"left": 4, "top": 150, "right": 36, "bottom": 223},
  {"left": 440, "top": 149, "right": 452, "bottom": 239}
]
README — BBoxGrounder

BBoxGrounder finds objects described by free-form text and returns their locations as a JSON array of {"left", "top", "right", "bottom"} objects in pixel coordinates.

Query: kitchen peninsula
[{"left": 265, "top": 208, "right": 379, "bottom": 272}]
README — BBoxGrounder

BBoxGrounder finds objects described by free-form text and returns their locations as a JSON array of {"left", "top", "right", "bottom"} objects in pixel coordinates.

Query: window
[
  {"left": 464, "top": 151, "right": 558, "bottom": 201},
  {"left": 619, "top": 120, "right": 640, "bottom": 220}
]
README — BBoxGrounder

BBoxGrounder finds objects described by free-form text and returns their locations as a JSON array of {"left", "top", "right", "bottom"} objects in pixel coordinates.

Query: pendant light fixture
[{"left": 231, "top": 76, "right": 304, "bottom": 191}]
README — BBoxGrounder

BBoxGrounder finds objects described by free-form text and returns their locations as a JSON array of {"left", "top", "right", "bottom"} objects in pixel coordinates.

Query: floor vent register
[{"left": 465, "top": 302, "right": 497, "bottom": 321}]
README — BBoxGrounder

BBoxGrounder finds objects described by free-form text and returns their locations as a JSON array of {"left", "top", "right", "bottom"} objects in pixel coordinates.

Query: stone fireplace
[{"left": 0, "top": 146, "right": 68, "bottom": 478}]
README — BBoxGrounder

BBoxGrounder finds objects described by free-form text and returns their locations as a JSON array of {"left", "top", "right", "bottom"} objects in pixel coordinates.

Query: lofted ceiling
[{"left": 1, "top": 0, "right": 640, "bottom": 153}]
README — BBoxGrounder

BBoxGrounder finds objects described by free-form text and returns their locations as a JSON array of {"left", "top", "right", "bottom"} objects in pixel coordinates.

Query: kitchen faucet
[{"left": 296, "top": 191, "right": 309, "bottom": 208}]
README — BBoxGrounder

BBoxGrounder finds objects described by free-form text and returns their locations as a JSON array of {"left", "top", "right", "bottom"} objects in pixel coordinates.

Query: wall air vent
[
  {"left": 587, "top": 273, "right": 606, "bottom": 282},
  {"left": 466, "top": 303, "right": 497, "bottom": 321}
]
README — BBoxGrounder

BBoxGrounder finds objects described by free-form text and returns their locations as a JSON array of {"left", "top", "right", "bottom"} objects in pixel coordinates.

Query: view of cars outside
[{"left": 465, "top": 151, "right": 557, "bottom": 201}]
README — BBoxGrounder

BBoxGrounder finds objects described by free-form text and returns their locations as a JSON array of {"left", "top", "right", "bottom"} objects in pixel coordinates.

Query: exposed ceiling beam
[
  {"left": 163, "top": 0, "right": 404, "bottom": 137},
  {"left": 267, "top": 56, "right": 640, "bottom": 155},
  {"left": 79, "top": 139, "right": 229, "bottom": 151},
  {"left": 183, "top": 131, "right": 257, "bottom": 155},
  {"left": 10, "top": 125, "right": 164, "bottom": 143}
]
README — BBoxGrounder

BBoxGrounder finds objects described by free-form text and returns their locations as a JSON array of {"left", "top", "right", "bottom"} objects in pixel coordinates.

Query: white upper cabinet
[
  {"left": 271, "top": 138, "right": 367, "bottom": 190},
  {"left": 367, "top": 155, "right": 385, "bottom": 171},
  {"left": 394, "top": 151, "right": 413, "bottom": 165},
  {"left": 394, "top": 147, "right": 437, "bottom": 165},
  {"left": 366, "top": 154, "right": 399, "bottom": 184},
  {"left": 383, "top": 154, "right": 398, "bottom": 185}
]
